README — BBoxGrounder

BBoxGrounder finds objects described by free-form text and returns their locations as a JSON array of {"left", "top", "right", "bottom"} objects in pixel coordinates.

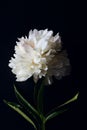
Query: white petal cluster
[{"left": 9, "top": 29, "right": 70, "bottom": 84}]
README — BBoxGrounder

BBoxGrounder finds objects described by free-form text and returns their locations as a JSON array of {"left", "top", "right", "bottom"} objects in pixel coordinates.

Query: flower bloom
[{"left": 9, "top": 29, "right": 70, "bottom": 84}]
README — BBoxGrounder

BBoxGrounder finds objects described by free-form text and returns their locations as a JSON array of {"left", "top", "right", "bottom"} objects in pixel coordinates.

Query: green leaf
[
  {"left": 3, "top": 100, "right": 37, "bottom": 129},
  {"left": 57, "top": 92, "right": 79, "bottom": 108},
  {"left": 14, "top": 86, "right": 40, "bottom": 119},
  {"left": 45, "top": 109, "right": 68, "bottom": 122},
  {"left": 45, "top": 92, "right": 79, "bottom": 122}
]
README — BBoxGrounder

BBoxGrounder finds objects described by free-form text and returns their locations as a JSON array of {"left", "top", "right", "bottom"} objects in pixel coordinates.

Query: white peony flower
[{"left": 9, "top": 29, "right": 70, "bottom": 84}]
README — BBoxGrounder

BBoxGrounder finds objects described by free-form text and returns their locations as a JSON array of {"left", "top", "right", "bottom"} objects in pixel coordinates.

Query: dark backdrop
[{"left": 0, "top": 0, "right": 87, "bottom": 130}]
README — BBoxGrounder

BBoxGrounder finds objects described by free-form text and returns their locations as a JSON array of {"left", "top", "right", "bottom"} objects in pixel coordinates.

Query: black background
[{"left": 0, "top": 0, "right": 87, "bottom": 130}]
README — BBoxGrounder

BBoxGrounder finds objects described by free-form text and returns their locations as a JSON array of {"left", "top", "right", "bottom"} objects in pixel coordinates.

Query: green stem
[
  {"left": 34, "top": 79, "right": 46, "bottom": 130},
  {"left": 34, "top": 83, "right": 38, "bottom": 106},
  {"left": 41, "top": 121, "right": 45, "bottom": 130},
  {"left": 37, "top": 79, "right": 45, "bottom": 114},
  {"left": 39, "top": 120, "right": 45, "bottom": 130}
]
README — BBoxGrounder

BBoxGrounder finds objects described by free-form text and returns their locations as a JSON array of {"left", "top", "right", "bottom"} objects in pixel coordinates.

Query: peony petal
[{"left": 9, "top": 29, "right": 70, "bottom": 83}]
